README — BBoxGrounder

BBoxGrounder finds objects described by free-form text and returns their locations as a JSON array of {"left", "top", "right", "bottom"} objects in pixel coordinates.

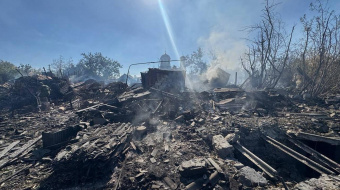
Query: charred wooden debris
[{"left": 0, "top": 75, "right": 340, "bottom": 190}]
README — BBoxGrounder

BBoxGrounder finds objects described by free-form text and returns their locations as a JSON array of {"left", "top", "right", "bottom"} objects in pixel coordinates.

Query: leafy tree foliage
[
  {"left": 0, "top": 60, "right": 17, "bottom": 83},
  {"left": 18, "top": 64, "right": 33, "bottom": 76},
  {"left": 185, "top": 47, "right": 208, "bottom": 75},
  {"left": 78, "top": 52, "right": 122, "bottom": 79}
]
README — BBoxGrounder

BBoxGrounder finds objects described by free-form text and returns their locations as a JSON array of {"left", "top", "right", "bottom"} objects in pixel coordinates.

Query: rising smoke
[{"left": 198, "top": 29, "right": 249, "bottom": 86}]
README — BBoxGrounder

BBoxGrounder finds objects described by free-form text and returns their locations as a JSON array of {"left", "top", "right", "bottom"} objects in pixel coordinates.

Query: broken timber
[
  {"left": 0, "top": 164, "right": 32, "bottom": 184},
  {"left": 0, "top": 141, "right": 20, "bottom": 159},
  {"left": 288, "top": 131, "right": 340, "bottom": 146},
  {"left": 150, "top": 87, "right": 182, "bottom": 100},
  {"left": 163, "top": 177, "right": 178, "bottom": 190},
  {"left": 152, "top": 99, "right": 164, "bottom": 114},
  {"left": 234, "top": 142, "right": 278, "bottom": 179},
  {"left": 186, "top": 171, "right": 219, "bottom": 190},
  {"left": 287, "top": 137, "right": 340, "bottom": 173},
  {"left": 207, "top": 158, "right": 223, "bottom": 173},
  {"left": 10, "top": 136, "right": 42, "bottom": 159},
  {"left": 0, "top": 136, "right": 41, "bottom": 169},
  {"left": 76, "top": 103, "right": 120, "bottom": 115},
  {"left": 279, "top": 112, "right": 328, "bottom": 118},
  {"left": 263, "top": 136, "right": 335, "bottom": 175}
]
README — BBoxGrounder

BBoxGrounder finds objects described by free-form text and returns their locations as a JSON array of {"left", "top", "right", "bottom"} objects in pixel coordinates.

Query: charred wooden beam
[
  {"left": 0, "top": 141, "right": 20, "bottom": 159},
  {"left": 186, "top": 171, "right": 219, "bottom": 190},
  {"left": 0, "top": 136, "right": 41, "bottom": 169},
  {"left": 207, "top": 158, "right": 223, "bottom": 173},
  {"left": 289, "top": 131, "right": 340, "bottom": 146},
  {"left": 234, "top": 142, "right": 278, "bottom": 179},
  {"left": 263, "top": 136, "right": 335, "bottom": 175},
  {"left": 153, "top": 99, "right": 164, "bottom": 114},
  {"left": 287, "top": 137, "right": 340, "bottom": 173},
  {"left": 0, "top": 164, "right": 32, "bottom": 184},
  {"left": 75, "top": 103, "right": 104, "bottom": 115},
  {"left": 150, "top": 87, "right": 182, "bottom": 100}
]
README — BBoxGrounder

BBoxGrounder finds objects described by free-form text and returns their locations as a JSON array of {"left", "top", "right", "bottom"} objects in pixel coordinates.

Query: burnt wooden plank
[{"left": 0, "top": 141, "right": 20, "bottom": 159}]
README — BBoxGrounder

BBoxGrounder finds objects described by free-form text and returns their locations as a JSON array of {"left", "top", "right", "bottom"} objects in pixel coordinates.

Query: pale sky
[{"left": 1, "top": 0, "right": 339, "bottom": 75}]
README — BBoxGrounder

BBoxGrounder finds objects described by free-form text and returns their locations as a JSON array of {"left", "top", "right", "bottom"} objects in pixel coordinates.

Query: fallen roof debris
[{"left": 0, "top": 75, "right": 339, "bottom": 190}]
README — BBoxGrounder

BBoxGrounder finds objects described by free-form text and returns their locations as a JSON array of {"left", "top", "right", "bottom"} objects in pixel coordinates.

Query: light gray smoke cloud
[{"left": 194, "top": 28, "right": 249, "bottom": 88}]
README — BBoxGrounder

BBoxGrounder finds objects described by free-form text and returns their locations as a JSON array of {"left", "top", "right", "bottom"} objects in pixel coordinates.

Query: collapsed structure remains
[{"left": 0, "top": 53, "right": 339, "bottom": 190}]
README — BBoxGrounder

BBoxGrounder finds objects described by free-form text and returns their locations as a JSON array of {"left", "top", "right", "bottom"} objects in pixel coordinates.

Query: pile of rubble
[
  {"left": 39, "top": 123, "right": 132, "bottom": 189},
  {"left": 0, "top": 75, "right": 340, "bottom": 190}
]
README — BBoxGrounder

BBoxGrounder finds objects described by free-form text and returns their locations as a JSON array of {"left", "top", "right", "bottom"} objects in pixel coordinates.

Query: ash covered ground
[{"left": 0, "top": 73, "right": 339, "bottom": 190}]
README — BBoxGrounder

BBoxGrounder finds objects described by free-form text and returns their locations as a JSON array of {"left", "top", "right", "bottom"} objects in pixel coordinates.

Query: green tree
[
  {"left": 18, "top": 64, "right": 33, "bottom": 76},
  {"left": 185, "top": 47, "right": 208, "bottom": 75},
  {"left": 0, "top": 60, "right": 17, "bottom": 83},
  {"left": 78, "top": 52, "right": 122, "bottom": 79}
]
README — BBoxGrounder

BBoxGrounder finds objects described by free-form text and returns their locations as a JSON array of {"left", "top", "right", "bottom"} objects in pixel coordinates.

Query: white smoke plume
[{"left": 198, "top": 29, "right": 248, "bottom": 85}]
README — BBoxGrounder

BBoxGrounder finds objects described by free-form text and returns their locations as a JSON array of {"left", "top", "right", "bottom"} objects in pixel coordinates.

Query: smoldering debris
[
  {"left": 186, "top": 67, "right": 232, "bottom": 92},
  {"left": 0, "top": 74, "right": 339, "bottom": 190}
]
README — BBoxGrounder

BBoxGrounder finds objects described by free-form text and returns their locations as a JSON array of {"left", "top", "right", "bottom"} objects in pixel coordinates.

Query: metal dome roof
[{"left": 160, "top": 53, "right": 170, "bottom": 61}]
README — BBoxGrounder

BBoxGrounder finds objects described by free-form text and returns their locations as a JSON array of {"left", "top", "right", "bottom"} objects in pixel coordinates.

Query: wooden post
[{"left": 235, "top": 72, "right": 238, "bottom": 85}]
